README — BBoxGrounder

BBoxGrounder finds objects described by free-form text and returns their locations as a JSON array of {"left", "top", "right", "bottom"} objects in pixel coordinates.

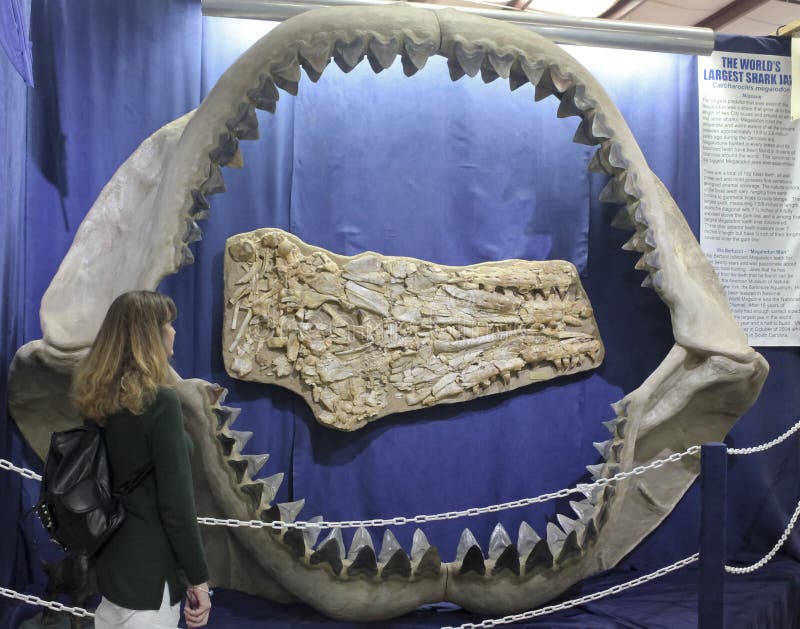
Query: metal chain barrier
[
  {"left": 441, "top": 553, "right": 700, "bottom": 629},
  {"left": 0, "top": 458, "right": 42, "bottom": 481},
  {"left": 727, "top": 416, "right": 800, "bottom": 455},
  {"left": 198, "top": 445, "right": 702, "bottom": 531},
  {"left": 726, "top": 493, "right": 800, "bottom": 574},
  {"left": 0, "top": 585, "right": 94, "bottom": 619}
]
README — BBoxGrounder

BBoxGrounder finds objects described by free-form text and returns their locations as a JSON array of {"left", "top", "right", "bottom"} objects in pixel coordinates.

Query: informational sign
[{"left": 698, "top": 51, "right": 800, "bottom": 346}]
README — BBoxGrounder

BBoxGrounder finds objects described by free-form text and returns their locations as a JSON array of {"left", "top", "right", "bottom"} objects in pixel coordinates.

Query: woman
[{"left": 72, "top": 290, "right": 212, "bottom": 628}]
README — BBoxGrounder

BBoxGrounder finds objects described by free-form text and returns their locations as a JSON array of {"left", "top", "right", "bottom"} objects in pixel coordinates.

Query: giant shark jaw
[{"left": 9, "top": 5, "right": 768, "bottom": 621}]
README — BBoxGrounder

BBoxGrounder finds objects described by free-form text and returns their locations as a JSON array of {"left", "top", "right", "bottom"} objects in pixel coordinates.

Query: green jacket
[{"left": 92, "top": 386, "right": 209, "bottom": 609}]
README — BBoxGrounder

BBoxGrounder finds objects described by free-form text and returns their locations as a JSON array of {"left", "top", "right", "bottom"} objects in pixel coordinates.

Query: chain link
[
  {"left": 0, "top": 585, "right": 94, "bottom": 618},
  {"left": 0, "top": 459, "right": 42, "bottom": 481},
  {"left": 441, "top": 554, "right": 699, "bottom": 628},
  {"left": 728, "top": 417, "right": 800, "bottom": 455},
  {"left": 726, "top": 492, "right": 800, "bottom": 574}
]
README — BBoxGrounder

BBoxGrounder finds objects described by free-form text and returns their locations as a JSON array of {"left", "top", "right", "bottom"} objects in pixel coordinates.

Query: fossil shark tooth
[
  {"left": 508, "top": 58, "right": 529, "bottom": 90},
  {"left": 488, "top": 523, "right": 512, "bottom": 560},
  {"left": 487, "top": 50, "right": 515, "bottom": 79},
  {"left": 520, "top": 57, "right": 546, "bottom": 86},
  {"left": 299, "top": 40, "right": 332, "bottom": 81},
  {"left": 378, "top": 529, "right": 402, "bottom": 563},
  {"left": 455, "top": 528, "right": 481, "bottom": 563},
  {"left": 593, "top": 439, "right": 612, "bottom": 459},
  {"left": 524, "top": 539, "right": 553, "bottom": 573},
  {"left": 480, "top": 62, "right": 499, "bottom": 84},
  {"left": 557, "top": 529, "right": 582, "bottom": 563},
  {"left": 347, "top": 527, "right": 375, "bottom": 561},
  {"left": 334, "top": 37, "right": 366, "bottom": 73},
  {"left": 534, "top": 67, "right": 563, "bottom": 101},
  {"left": 382, "top": 549, "right": 412, "bottom": 579},
  {"left": 247, "top": 74, "right": 279, "bottom": 113},
  {"left": 182, "top": 218, "right": 202, "bottom": 244},
  {"left": 240, "top": 479, "right": 266, "bottom": 506},
  {"left": 516, "top": 521, "right": 540, "bottom": 558},
  {"left": 545, "top": 521, "right": 567, "bottom": 557},
  {"left": 454, "top": 41, "right": 485, "bottom": 78},
  {"left": 573, "top": 111, "right": 602, "bottom": 146},
  {"left": 310, "top": 529, "right": 345, "bottom": 575},
  {"left": 227, "top": 429, "right": 253, "bottom": 453},
  {"left": 599, "top": 172, "right": 630, "bottom": 204},
  {"left": 216, "top": 429, "right": 252, "bottom": 457},
  {"left": 227, "top": 453, "right": 269, "bottom": 483},
  {"left": 569, "top": 499, "right": 595, "bottom": 522},
  {"left": 585, "top": 463, "right": 604, "bottom": 480},
  {"left": 583, "top": 518, "right": 599, "bottom": 546},
  {"left": 226, "top": 102, "right": 259, "bottom": 141},
  {"left": 621, "top": 230, "right": 647, "bottom": 252},
  {"left": 632, "top": 201, "right": 649, "bottom": 227},
  {"left": 491, "top": 543, "right": 520, "bottom": 576},
  {"left": 414, "top": 545, "right": 442, "bottom": 578},
  {"left": 272, "top": 62, "right": 301, "bottom": 95},
  {"left": 227, "top": 458, "right": 249, "bottom": 483},
  {"left": 401, "top": 36, "right": 435, "bottom": 75},
  {"left": 556, "top": 514, "right": 580, "bottom": 536},
  {"left": 557, "top": 86, "right": 584, "bottom": 118},
  {"left": 303, "top": 515, "right": 324, "bottom": 549},
  {"left": 447, "top": 56, "right": 466, "bottom": 81},
  {"left": 410, "top": 528, "right": 431, "bottom": 562},
  {"left": 213, "top": 405, "right": 240, "bottom": 430},
  {"left": 200, "top": 163, "right": 225, "bottom": 196},
  {"left": 282, "top": 528, "right": 306, "bottom": 557},
  {"left": 260, "top": 472, "right": 284, "bottom": 504},
  {"left": 348, "top": 545, "right": 379, "bottom": 578},
  {"left": 588, "top": 141, "right": 616, "bottom": 174},
  {"left": 209, "top": 132, "right": 239, "bottom": 167},
  {"left": 278, "top": 499, "right": 305, "bottom": 524},
  {"left": 643, "top": 251, "right": 661, "bottom": 271},
  {"left": 581, "top": 486, "right": 603, "bottom": 505},
  {"left": 610, "top": 398, "right": 630, "bottom": 418},
  {"left": 611, "top": 207, "right": 636, "bottom": 231},
  {"left": 319, "top": 528, "right": 345, "bottom": 557},
  {"left": 590, "top": 111, "right": 615, "bottom": 142},
  {"left": 242, "top": 453, "right": 269, "bottom": 477},
  {"left": 189, "top": 189, "right": 210, "bottom": 220},
  {"left": 367, "top": 37, "right": 400, "bottom": 72},
  {"left": 459, "top": 545, "right": 486, "bottom": 576}
]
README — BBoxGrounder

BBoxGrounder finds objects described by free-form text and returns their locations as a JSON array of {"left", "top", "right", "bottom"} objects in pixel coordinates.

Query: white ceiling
[
  {"left": 624, "top": 0, "right": 800, "bottom": 35},
  {"left": 438, "top": 0, "right": 800, "bottom": 36}
]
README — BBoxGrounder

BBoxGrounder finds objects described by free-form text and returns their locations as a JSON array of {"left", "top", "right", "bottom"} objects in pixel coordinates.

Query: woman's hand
[{"left": 184, "top": 583, "right": 212, "bottom": 628}]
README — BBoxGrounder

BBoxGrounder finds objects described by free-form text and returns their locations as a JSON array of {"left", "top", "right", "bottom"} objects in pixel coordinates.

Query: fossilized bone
[
  {"left": 9, "top": 5, "right": 768, "bottom": 621},
  {"left": 223, "top": 228, "right": 603, "bottom": 430}
]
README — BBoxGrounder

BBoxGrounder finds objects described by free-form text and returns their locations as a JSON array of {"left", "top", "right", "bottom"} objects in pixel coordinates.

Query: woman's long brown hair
[{"left": 73, "top": 291, "right": 177, "bottom": 423}]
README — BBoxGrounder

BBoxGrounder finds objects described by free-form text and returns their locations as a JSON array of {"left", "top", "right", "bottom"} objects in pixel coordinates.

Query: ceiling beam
[
  {"left": 695, "top": 0, "right": 772, "bottom": 29},
  {"left": 600, "top": 0, "right": 648, "bottom": 20}
]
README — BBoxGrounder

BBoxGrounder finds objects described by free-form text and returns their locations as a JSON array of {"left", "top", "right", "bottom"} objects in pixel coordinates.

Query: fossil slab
[{"left": 223, "top": 229, "right": 603, "bottom": 430}]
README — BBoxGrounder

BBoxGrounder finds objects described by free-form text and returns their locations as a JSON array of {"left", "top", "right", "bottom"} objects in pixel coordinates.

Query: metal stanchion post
[{"left": 699, "top": 442, "right": 727, "bottom": 629}]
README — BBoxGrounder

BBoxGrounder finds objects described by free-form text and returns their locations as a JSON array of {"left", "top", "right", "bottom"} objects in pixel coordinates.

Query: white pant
[{"left": 94, "top": 583, "right": 180, "bottom": 629}]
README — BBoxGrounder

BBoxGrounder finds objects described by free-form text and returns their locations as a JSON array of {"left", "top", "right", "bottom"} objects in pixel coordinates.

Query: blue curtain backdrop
[{"left": 2, "top": 1, "right": 800, "bottom": 626}]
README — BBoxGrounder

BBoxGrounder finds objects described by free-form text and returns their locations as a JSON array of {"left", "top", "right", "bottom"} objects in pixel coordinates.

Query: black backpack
[{"left": 34, "top": 421, "right": 153, "bottom": 557}]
